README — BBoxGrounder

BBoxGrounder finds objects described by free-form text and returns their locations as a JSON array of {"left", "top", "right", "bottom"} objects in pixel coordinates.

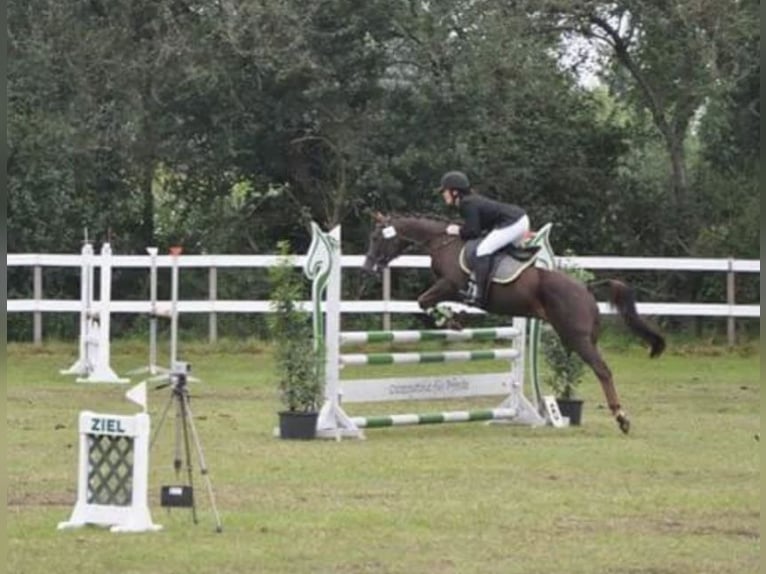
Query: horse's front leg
[{"left": 417, "top": 278, "right": 463, "bottom": 329}]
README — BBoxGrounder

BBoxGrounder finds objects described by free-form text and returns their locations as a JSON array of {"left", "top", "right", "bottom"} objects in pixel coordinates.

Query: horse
[{"left": 361, "top": 212, "right": 666, "bottom": 434}]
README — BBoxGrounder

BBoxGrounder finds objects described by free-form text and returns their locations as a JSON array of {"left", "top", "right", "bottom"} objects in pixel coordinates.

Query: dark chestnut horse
[{"left": 362, "top": 213, "right": 665, "bottom": 434}]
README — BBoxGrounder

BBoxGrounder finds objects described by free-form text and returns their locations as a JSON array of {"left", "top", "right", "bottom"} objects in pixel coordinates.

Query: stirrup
[
  {"left": 459, "top": 284, "right": 477, "bottom": 303},
  {"left": 462, "top": 295, "right": 478, "bottom": 306},
  {"left": 461, "top": 287, "right": 484, "bottom": 307}
]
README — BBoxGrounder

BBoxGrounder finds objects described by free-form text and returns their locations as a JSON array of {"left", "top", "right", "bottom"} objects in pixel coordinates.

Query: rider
[{"left": 438, "top": 170, "right": 530, "bottom": 307}]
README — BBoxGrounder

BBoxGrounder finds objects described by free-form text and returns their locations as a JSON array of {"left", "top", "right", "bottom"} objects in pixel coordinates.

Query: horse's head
[{"left": 362, "top": 212, "right": 408, "bottom": 275}]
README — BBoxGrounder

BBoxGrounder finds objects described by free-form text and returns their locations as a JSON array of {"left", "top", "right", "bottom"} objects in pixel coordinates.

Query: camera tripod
[{"left": 150, "top": 370, "right": 223, "bottom": 533}]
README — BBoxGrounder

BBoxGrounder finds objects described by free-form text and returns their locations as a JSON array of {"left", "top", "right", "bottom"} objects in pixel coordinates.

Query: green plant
[
  {"left": 541, "top": 328, "right": 585, "bottom": 400},
  {"left": 268, "top": 241, "right": 323, "bottom": 412},
  {"left": 541, "top": 253, "right": 594, "bottom": 400}
]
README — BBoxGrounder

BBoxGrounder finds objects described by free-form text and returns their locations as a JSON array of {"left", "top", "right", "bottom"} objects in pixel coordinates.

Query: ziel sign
[{"left": 89, "top": 417, "right": 128, "bottom": 434}]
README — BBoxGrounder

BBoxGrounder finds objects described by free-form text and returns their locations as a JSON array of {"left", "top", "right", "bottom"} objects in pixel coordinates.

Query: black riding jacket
[{"left": 457, "top": 193, "right": 526, "bottom": 241}]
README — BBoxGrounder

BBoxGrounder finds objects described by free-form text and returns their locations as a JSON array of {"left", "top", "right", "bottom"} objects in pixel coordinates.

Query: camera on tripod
[
  {"left": 150, "top": 358, "right": 223, "bottom": 532},
  {"left": 171, "top": 361, "right": 192, "bottom": 375},
  {"left": 170, "top": 361, "right": 192, "bottom": 387}
]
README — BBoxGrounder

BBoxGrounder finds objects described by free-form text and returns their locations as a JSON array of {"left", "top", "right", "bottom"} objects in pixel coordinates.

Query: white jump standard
[{"left": 60, "top": 242, "right": 128, "bottom": 384}]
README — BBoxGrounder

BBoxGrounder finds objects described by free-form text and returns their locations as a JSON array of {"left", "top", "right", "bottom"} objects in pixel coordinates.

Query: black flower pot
[
  {"left": 278, "top": 411, "right": 318, "bottom": 440},
  {"left": 556, "top": 398, "right": 584, "bottom": 426}
]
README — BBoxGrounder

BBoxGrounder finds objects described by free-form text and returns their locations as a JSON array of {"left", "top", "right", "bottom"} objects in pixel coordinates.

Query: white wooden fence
[{"left": 6, "top": 252, "right": 761, "bottom": 346}]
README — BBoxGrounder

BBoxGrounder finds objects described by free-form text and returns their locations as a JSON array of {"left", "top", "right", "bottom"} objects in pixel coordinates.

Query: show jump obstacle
[
  {"left": 301, "top": 222, "right": 564, "bottom": 441},
  {"left": 58, "top": 409, "right": 161, "bottom": 533}
]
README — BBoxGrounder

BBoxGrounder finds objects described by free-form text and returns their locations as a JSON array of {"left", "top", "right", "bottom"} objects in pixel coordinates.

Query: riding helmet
[{"left": 438, "top": 171, "right": 471, "bottom": 193}]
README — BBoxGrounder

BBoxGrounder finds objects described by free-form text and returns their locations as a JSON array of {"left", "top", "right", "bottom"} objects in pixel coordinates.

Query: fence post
[
  {"left": 209, "top": 266, "right": 218, "bottom": 344},
  {"left": 726, "top": 257, "right": 735, "bottom": 347},
  {"left": 382, "top": 267, "right": 391, "bottom": 331},
  {"left": 33, "top": 265, "right": 43, "bottom": 345}
]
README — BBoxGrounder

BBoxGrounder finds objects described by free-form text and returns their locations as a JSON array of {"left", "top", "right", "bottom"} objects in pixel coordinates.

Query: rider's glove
[{"left": 445, "top": 224, "right": 461, "bottom": 236}]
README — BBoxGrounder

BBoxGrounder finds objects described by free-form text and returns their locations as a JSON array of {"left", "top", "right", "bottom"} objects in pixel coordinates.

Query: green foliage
[
  {"left": 542, "top": 256, "right": 595, "bottom": 399},
  {"left": 267, "top": 241, "right": 322, "bottom": 412},
  {"left": 541, "top": 0, "right": 759, "bottom": 254},
  {"left": 541, "top": 328, "right": 585, "bottom": 400},
  {"left": 7, "top": 0, "right": 759, "bottom": 343}
]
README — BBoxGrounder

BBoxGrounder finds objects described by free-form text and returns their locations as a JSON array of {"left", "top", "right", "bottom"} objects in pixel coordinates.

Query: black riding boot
[{"left": 468, "top": 255, "right": 493, "bottom": 308}]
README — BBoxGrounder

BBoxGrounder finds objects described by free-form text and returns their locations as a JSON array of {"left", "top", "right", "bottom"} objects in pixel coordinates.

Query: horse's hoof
[
  {"left": 445, "top": 318, "right": 464, "bottom": 331},
  {"left": 616, "top": 413, "right": 630, "bottom": 434}
]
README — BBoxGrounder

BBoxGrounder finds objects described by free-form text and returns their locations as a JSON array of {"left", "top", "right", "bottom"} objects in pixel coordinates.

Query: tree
[
  {"left": 9, "top": 0, "right": 214, "bottom": 252},
  {"left": 538, "top": 0, "right": 757, "bottom": 251}
]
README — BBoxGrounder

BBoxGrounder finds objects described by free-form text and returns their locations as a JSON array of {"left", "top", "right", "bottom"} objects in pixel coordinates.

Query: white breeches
[{"left": 476, "top": 215, "right": 530, "bottom": 257}]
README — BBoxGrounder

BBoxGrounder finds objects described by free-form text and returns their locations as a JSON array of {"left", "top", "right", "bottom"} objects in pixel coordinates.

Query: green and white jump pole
[
  {"left": 352, "top": 408, "right": 522, "bottom": 429},
  {"left": 339, "top": 348, "right": 520, "bottom": 366},
  {"left": 339, "top": 326, "right": 521, "bottom": 345}
]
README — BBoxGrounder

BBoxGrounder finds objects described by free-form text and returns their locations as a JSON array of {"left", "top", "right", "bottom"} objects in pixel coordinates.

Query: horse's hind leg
[
  {"left": 541, "top": 272, "right": 630, "bottom": 433},
  {"left": 567, "top": 335, "right": 631, "bottom": 434}
]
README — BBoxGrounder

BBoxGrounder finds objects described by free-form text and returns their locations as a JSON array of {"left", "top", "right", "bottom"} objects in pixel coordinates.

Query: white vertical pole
[
  {"left": 324, "top": 225, "right": 342, "bottom": 409},
  {"left": 125, "top": 413, "right": 155, "bottom": 531},
  {"left": 62, "top": 243, "right": 94, "bottom": 375},
  {"left": 726, "top": 257, "right": 736, "bottom": 348},
  {"left": 382, "top": 267, "right": 391, "bottom": 331},
  {"left": 127, "top": 247, "right": 166, "bottom": 377},
  {"left": 147, "top": 248, "right": 159, "bottom": 373},
  {"left": 97, "top": 243, "right": 114, "bottom": 374},
  {"left": 512, "top": 317, "right": 527, "bottom": 396},
  {"left": 74, "top": 410, "right": 90, "bottom": 511},
  {"left": 33, "top": 265, "right": 43, "bottom": 345},
  {"left": 169, "top": 247, "right": 181, "bottom": 369},
  {"left": 208, "top": 266, "right": 218, "bottom": 344},
  {"left": 84, "top": 248, "right": 96, "bottom": 373},
  {"left": 493, "top": 315, "right": 546, "bottom": 426}
]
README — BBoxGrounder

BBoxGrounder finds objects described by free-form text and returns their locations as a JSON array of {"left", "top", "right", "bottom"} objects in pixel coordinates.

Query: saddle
[{"left": 459, "top": 240, "right": 540, "bottom": 284}]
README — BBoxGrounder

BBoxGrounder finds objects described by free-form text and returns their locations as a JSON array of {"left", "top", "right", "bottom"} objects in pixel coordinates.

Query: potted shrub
[
  {"left": 541, "top": 254, "right": 594, "bottom": 425},
  {"left": 268, "top": 241, "right": 323, "bottom": 439},
  {"left": 541, "top": 328, "right": 586, "bottom": 425}
]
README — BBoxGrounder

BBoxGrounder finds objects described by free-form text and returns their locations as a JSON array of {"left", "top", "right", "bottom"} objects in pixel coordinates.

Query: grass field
[{"left": 6, "top": 338, "right": 761, "bottom": 574}]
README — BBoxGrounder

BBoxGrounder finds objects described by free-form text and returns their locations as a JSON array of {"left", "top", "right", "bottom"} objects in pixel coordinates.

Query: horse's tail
[{"left": 589, "top": 279, "right": 666, "bottom": 358}]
